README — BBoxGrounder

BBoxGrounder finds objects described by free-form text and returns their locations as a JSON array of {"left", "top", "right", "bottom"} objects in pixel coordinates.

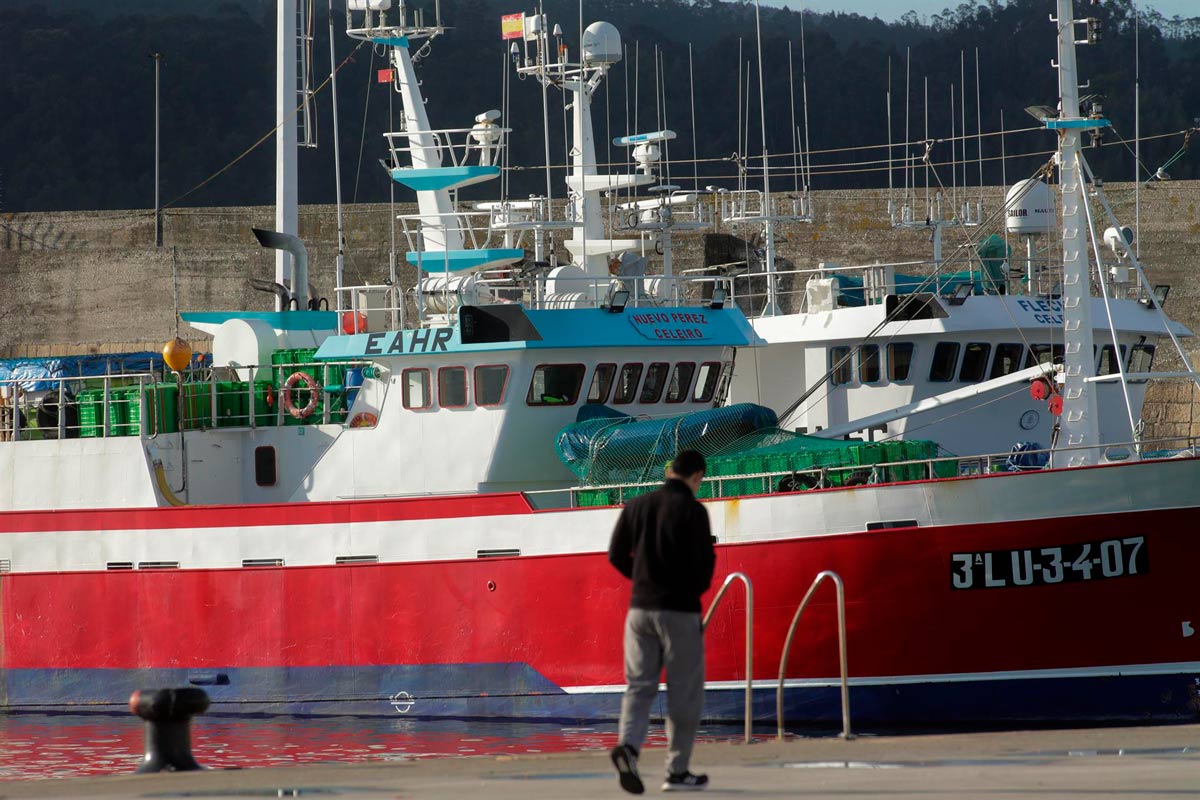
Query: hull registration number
[{"left": 950, "top": 536, "right": 1147, "bottom": 590}]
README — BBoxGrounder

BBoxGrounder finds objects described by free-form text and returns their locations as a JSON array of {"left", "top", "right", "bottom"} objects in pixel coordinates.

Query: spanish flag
[{"left": 501, "top": 13, "right": 523, "bottom": 40}]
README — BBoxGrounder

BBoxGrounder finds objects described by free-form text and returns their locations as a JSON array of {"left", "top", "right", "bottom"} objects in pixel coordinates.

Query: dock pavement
[{"left": 2, "top": 723, "right": 1198, "bottom": 799}]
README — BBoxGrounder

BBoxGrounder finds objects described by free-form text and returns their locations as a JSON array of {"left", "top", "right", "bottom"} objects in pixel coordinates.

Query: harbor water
[{"left": 0, "top": 713, "right": 746, "bottom": 781}]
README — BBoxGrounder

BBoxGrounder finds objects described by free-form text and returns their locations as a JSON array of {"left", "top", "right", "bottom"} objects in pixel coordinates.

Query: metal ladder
[
  {"left": 776, "top": 570, "right": 852, "bottom": 740},
  {"left": 702, "top": 572, "right": 753, "bottom": 743},
  {"left": 296, "top": 0, "right": 317, "bottom": 148}
]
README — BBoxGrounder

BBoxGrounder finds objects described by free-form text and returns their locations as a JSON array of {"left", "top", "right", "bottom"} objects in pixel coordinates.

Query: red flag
[{"left": 377, "top": 68, "right": 394, "bottom": 83}]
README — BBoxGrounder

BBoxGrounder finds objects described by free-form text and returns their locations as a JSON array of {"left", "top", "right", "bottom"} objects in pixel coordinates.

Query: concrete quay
[{"left": 3, "top": 724, "right": 1199, "bottom": 799}]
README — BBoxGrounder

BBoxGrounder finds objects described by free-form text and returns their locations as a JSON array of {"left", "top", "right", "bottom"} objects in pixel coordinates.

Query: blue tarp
[{"left": 0, "top": 351, "right": 209, "bottom": 393}]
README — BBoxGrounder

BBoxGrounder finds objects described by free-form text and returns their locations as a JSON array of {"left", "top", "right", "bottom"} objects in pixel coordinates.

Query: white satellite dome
[
  {"left": 582, "top": 21, "right": 622, "bottom": 66},
  {"left": 1005, "top": 178, "right": 1054, "bottom": 235}
]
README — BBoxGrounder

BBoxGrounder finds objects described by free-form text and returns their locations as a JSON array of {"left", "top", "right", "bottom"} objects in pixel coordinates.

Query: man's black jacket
[{"left": 607, "top": 478, "right": 716, "bottom": 613}]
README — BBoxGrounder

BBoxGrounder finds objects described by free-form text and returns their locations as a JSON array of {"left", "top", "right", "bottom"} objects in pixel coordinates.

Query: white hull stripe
[{"left": 561, "top": 661, "right": 1200, "bottom": 694}]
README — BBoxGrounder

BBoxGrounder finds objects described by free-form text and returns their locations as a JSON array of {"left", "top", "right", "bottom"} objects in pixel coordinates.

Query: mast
[
  {"left": 1052, "top": 0, "right": 1100, "bottom": 465},
  {"left": 275, "top": 0, "right": 298, "bottom": 310},
  {"left": 753, "top": 0, "right": 777, "bottom": 316}
]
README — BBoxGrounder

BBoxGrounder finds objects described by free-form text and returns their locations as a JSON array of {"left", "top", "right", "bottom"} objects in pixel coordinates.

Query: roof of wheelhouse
[{"left": 315, "top": 304, "right": 764, "bottom": 361}]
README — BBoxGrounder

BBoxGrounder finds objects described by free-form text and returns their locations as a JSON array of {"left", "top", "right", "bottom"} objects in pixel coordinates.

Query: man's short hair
[{"left": 671, "top": 449, "right": 707, "bottom": 479}]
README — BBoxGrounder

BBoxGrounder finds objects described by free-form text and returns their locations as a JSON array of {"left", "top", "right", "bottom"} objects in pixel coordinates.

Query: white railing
[
  {"left": 384, "top": 125, "right": 510, "bottom": 171},
  {"left": 701, "top": 572, "right": 755, "bottom": 744},
  {"left": 776, "top": 570, "right": 851, "bottom": 741},
  {"left": 0, "top": 359, "right": 376, "bottom": 441}
]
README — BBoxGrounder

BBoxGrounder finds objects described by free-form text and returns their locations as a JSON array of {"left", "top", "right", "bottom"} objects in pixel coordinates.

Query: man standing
[{"left": 608, "top": 449, "right": 716, "bottom": 794}]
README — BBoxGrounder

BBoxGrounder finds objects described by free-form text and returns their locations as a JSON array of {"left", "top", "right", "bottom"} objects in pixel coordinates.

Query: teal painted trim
[
  {"left": 369, "top": 36, "right": 409, "bottom": 48},
  {"left": 181, "top": 311, "right": 337, "bottom": 331},
  {"left": 613, "top": 130, "right": 676, "bottom": 146},
  {"left": 314, "top": 306, "right": 764, "bottom": 361},
  {"left": 405, "top": 248, "right": 524, "bottom": 273},
  {"left": 1044, "top": 118, "right": 1110, "bottom": 130},
  {"left": 390, "top": 165, "right": 500, "bottom": 192}
]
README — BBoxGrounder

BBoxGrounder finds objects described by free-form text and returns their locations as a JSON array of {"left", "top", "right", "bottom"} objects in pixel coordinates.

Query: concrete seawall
[{"left": 2, "top": 182, "right": 1197, "bottom": 438}]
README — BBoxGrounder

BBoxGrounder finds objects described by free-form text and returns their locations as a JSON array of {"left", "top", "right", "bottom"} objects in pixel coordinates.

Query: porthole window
[
  {"left": 613, "top": 363, "right": 643, "bottom": 405},
  {"left": 526, "top": 363, "right": 586, "bottom": 406},
  {"left": 438, "top": 367, "right": 468, "bottom": 408},
  {"left": 402, "top": 368, "right": 432, "bottom": 410},
  {"left": 587, "top": 363, "right": 617, "bottom": 404}
]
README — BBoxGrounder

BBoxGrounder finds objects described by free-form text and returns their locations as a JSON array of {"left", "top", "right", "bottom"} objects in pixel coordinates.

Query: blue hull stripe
[{"left": 5, "top": 665, "right": 1199, "bottom": 724}]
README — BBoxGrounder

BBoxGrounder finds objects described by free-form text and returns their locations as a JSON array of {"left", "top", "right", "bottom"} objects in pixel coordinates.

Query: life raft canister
[{"left": 280, "top": 371, "right": 320, "bottom": 419}]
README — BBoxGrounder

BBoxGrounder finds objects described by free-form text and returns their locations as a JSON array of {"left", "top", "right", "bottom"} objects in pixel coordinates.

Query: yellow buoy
[{"left": 162, "top": 337, "right": 193, "bottom": 373}]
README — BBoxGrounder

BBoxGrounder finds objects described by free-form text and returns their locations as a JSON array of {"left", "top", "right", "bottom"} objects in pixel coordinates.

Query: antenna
[
  {"left": 689, "top": 43, "right": 699, "bottom": 190},
  {"left": 789, "top": 42, "right": 800, "bottom": 194},
  {"left": 975, "top": 48, "right": 983, "bottom": 209},
  {"left": 886, "top": 56, "right": 893, "bottom": 221},
  {"left": 904, "top": 48, "right": 911, "bottom": 214}
]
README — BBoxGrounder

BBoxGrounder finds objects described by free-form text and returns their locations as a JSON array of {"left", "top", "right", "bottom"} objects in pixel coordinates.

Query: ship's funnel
[{"left": 252, "top": 228, "right": 310, "bottom": 311}]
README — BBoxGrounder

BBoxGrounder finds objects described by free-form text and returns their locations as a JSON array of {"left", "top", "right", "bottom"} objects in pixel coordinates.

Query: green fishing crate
[
  {"left": 77, "top": 389, "right": 103, "bottom": 438},
  {"left": 144, "top": 384, "right": 179, "bottom": 434},
  {"left": 180, "top": 383, "right": 213, "bottom": 431}
]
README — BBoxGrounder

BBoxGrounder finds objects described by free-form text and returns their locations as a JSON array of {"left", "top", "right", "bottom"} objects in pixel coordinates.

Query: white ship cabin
[
  {"left": 0, "top": 304, "right": 755, "bottom": 511},
  {"left": 729, "top": 268, "right": 1187, "bottom": 456}
]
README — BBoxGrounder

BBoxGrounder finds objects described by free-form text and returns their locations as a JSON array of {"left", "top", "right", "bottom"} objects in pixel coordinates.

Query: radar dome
[
  {"left": 1005, "top": 179, "right": 1054, "bottom": 235},
  {"left": 582, "top": 21, "right": 622, "bottom": 66}
]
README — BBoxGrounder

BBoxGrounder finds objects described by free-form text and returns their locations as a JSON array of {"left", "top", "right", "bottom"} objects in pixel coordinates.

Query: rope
[{"left": 163, "top": 39, "right": 367, "bottom": 209}]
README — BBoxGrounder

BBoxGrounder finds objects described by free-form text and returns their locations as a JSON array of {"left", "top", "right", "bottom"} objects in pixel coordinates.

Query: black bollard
[{"left": 129, "top": 687, "right": 210, "bottom": 773}]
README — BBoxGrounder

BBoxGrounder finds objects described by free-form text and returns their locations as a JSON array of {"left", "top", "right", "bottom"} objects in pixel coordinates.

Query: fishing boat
[{"left": 1, "top": 0, "right": 1199, "bottom": 727}]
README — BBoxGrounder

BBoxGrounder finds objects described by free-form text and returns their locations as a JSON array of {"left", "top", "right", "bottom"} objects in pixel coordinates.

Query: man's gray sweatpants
[{"left": 617, "top": 607, "right": 705, "bottom": 776}]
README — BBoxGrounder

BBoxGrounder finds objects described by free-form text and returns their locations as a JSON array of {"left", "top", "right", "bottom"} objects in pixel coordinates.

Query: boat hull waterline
[{"left": 3, "top": 457, "right": 1199, "bottom": 725}]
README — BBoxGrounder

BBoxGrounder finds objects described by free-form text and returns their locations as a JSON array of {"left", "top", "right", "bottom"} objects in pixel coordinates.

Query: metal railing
[
  {"left": 776, "top": 570, "right": 851, "bottom": 741},
  {"left": 701, "top": 571, "right": 754, "bottom": 744}
]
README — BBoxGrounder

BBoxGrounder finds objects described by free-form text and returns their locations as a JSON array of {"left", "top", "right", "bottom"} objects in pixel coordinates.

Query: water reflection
[{"left": 0, "top": 714, "right": 742, "bottom": 781}]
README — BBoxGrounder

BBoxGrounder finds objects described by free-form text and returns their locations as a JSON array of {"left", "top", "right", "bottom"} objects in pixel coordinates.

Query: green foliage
[{"left": 0, "top": 0, "right": 1196, "bottom": 212}]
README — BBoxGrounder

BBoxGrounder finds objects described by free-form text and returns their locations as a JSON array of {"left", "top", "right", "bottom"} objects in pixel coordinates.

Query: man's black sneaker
[
  {"left": 610, "top": 744, "right": 644, "bottom": 795},
  {"left": 662, "top": 771, "right": 709, "bottom": 791}
]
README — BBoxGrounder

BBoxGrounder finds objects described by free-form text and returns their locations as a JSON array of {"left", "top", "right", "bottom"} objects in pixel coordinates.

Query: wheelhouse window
[
  {"left": 859, "top": 345, "right": 880, "bottom": 384},
  {"left": 666, "top": 362, "right": 696, "bottom": 403},
  {"left": 959, "top": 343, "right": 991, "bottom": 382},
  {"left": 613, "top": 363, "right": 643, "bottom": 405},
  {"left": 887, "top": 343, "right": 914, "bottom": 382},
  {"left": 526, "top": 363, "right": 586, "bottom": 405},
  {"left": 692, "top": 362, "right": 722, "bottom": 403},
  {"left": 639, "top": 362, "right": 670, "bottom": 403},
  {"left": 1129, "top": 343, "right": 1156, "bottom": 383},
  {"left": 990, "top": 343, "right": 1025, "bottom": 378},
  {"left": 714, "top": 361, "right": 734, "bottom": 405},
  {"left": 1024, "top": 344, "right": 1062, "bottom": 369},
  {"left": 402, "top": 368, "right": 431, "bottom": 410},
  {"left": 474, "top": 365, "right": 509, "bottom": 407},
  {"left": 438, "top": 367, "right": 468, "bottom": 408},
  {"left": 929, "top": 342, "right": 960, "bottom": 382},
  {"left": 830, "top": 346, "right": 853, "bottom": 386},
  {"left": 1097, "top": 344, "right": 1127, "bottom": 376},
  {"left": 586, "top": 363, "right": 617, "bottom": 404}
]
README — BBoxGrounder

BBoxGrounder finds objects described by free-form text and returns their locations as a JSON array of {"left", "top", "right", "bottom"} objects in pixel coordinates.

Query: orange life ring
[
  {"left": 349, "top": 411, "right": 379, "bottom": 428},
  {"left": 280, "top": 371, "right": 320, "bottom": 419}
]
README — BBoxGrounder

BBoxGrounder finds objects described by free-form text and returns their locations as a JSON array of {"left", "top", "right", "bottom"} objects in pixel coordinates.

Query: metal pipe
[
  {"left": 702, "top": 571, "right": 754, "bottom": 744},
  {"left": 776, "top": 570, "right": 851, "bottom": 741}
]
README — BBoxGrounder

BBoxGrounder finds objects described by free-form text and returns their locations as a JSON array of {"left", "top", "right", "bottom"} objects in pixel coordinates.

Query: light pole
[{"left": 150, "top": 51, "right": 164, "bottom": 247}]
